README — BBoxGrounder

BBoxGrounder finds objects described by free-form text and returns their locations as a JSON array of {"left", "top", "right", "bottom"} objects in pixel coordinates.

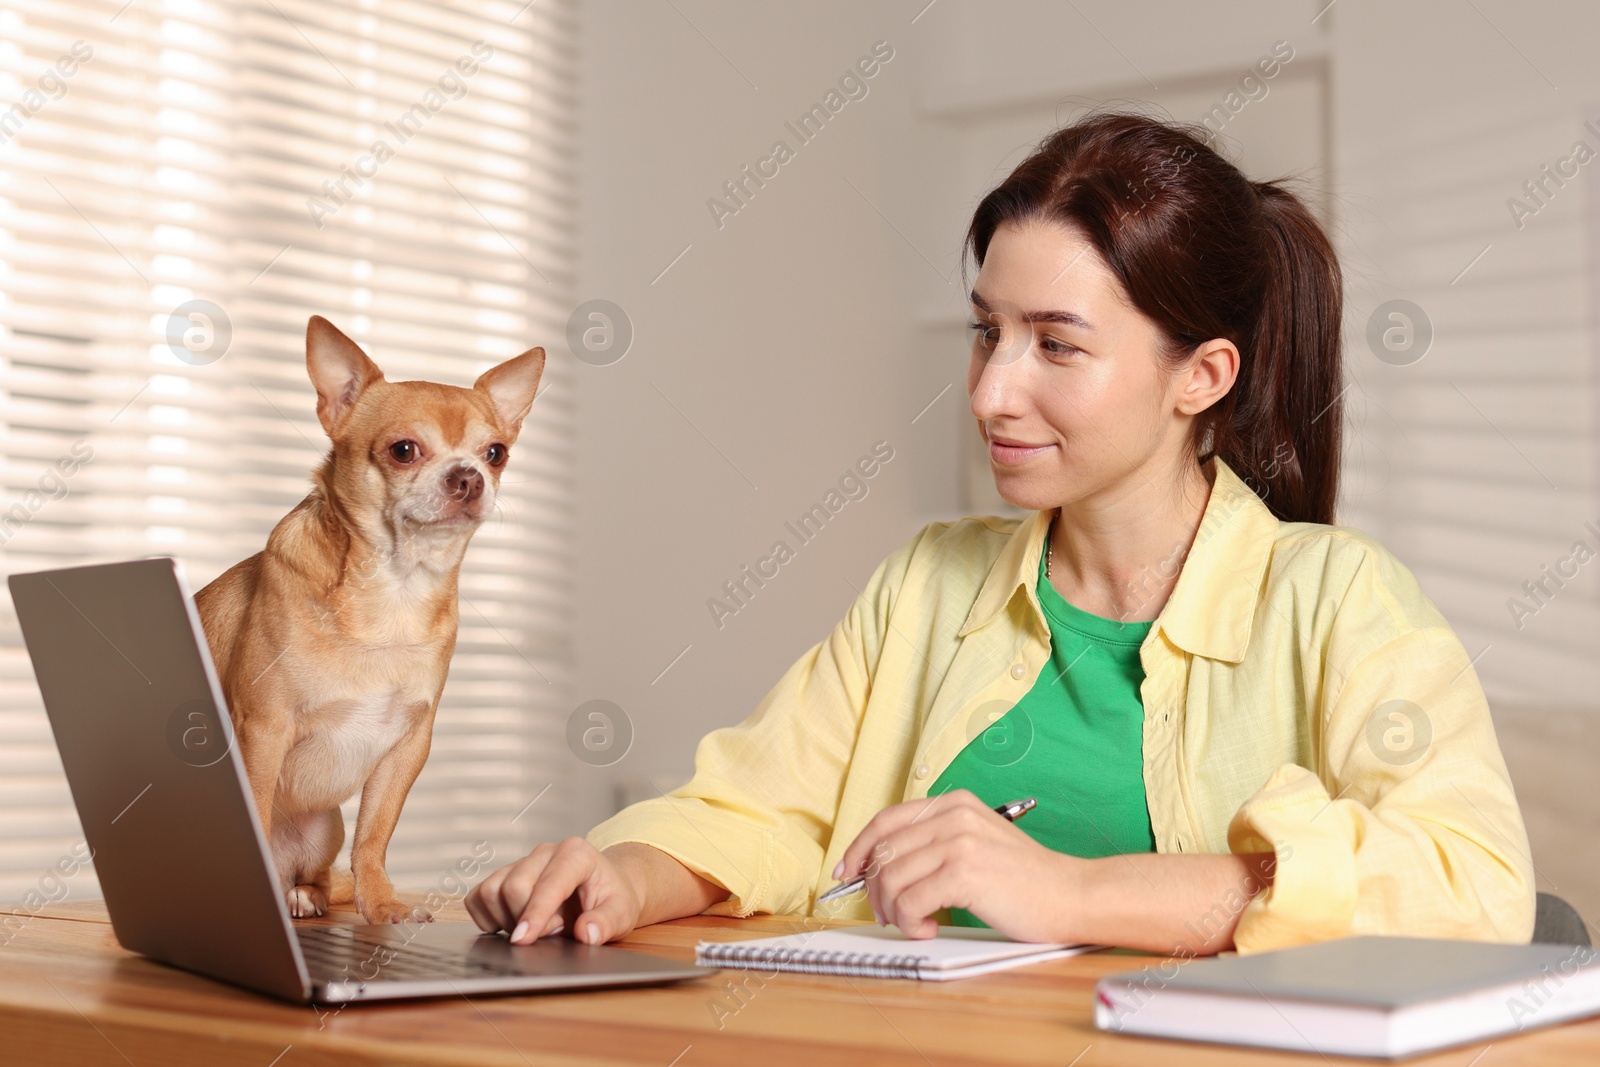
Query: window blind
[{"left": 0, "top": 0, "right": 574, "bottom": 905}]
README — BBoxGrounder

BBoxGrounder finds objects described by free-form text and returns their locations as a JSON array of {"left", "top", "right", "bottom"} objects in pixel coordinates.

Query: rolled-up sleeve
[
  {"left": 585, "top": 529, "right": 925, "bottom": 917},
  {"left": 1226, "top": 618, "right": 1537, "bottom": 953}
]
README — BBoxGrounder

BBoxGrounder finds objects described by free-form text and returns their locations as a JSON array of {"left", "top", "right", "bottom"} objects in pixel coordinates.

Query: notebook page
[{"left": 696, "top": 924, "right": 1092, "bottom": 972}]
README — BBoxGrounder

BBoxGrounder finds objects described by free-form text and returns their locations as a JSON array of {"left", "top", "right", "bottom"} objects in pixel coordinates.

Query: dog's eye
[
  {"left": 485, "top": 443, "right": 508, "bottom": 467},
  {"left": 389, "top": 440, "right": 420, "bottom": 464}
]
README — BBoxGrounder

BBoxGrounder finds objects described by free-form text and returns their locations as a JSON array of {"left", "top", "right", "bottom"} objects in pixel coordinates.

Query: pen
[{"left": 815, "top": 796, "right": 1037, "bottom": 904}]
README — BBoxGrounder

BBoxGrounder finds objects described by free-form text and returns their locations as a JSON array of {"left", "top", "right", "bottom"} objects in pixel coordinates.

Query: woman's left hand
[{"left": 832, "top": 789, "right": 1083, "bottom": 941}]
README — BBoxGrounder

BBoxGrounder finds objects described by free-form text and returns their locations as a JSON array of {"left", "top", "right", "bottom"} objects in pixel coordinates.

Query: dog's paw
[
  {"left": 362, "top": 899, "right": 433, "bottom": 925},
  {"left": 287, "top": 884, "right": 328, "bottom": 918}
]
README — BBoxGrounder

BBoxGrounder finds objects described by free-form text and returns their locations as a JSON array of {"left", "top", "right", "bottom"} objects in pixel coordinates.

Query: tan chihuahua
[{"left": 195, "top": 316, "right": 544, "bottom": 924}]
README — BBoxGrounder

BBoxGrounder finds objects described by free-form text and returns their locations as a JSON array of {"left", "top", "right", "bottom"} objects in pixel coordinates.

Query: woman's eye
[
  {"left": 485, "top": 443, "right": 508, "bottom": 467},
  {"left": 1041, "top": 337, "right": 1079, "bottom": 357},
  {"left": 966, "top": 321, "right": 1002, "bottom": 349},
  {"left": 389, "top": 440, "right": 419, "bottom": 464}
]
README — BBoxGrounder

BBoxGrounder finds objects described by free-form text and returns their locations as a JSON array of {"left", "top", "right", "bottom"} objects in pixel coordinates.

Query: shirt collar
[{"left": 956, "top": 457, "right": 1280, "bottom": 663}]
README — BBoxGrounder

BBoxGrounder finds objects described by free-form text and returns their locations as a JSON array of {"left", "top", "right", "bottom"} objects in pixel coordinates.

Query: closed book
[{"left": 1095, "top": 935, "right": 1600, "bottom": 1058}]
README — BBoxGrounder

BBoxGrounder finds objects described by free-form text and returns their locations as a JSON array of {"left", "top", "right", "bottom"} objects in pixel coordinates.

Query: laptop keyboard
[{"left": 298, "top": 925, "right": 508, "bottom": 983}]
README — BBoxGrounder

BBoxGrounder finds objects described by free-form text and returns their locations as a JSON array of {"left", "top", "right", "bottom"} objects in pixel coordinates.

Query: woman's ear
[{"left": 1177, "top": 338, "right": 1239, "bottom": 415}]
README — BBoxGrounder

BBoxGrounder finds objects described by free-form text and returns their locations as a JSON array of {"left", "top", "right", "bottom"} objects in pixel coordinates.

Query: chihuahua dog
[{"left": 195, "top": 316, "right": 544, "bottom": 924}]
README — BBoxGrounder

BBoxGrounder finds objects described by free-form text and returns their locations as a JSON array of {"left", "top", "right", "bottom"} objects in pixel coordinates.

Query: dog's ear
[
  {"left": 473, "top": 347, "right": 545, "bottom": 439},
  {"left": 306, "top": 316, "right": 384, "bottom": 436}
]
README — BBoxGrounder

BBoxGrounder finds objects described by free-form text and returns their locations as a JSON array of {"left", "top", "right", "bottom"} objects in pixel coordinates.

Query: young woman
[{"left": 466, "top": 111, "right": 1536, "bottom": 956}]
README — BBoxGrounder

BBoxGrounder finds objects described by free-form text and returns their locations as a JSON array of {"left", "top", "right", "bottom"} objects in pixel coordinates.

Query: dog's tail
[{"left": 327, "top": 866, "right": 355, "bottom": 905}]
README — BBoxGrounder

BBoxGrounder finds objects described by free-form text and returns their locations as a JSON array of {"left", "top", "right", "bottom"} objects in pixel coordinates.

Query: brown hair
[{"left": 963, "top": 109, "right": 1343, "bottom": 525}]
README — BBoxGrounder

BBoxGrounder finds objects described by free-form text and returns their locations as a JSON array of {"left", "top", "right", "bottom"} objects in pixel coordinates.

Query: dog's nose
[{"left": 443, "top": 465, "right": 484, "bottom": 504}]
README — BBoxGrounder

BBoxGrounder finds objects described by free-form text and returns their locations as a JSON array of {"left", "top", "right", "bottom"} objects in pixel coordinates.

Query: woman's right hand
[{"left": 465, "top": 837, "right": 645, "bottom": 945}]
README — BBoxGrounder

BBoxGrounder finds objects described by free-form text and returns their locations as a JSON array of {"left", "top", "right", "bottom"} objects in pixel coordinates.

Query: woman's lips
[{"left": 988, "top": 438, "right": 1055, "bottom": 466}]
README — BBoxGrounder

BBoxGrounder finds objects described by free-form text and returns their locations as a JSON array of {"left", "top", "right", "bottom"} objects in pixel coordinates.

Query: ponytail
[
  {"left": 964, "top": 109, "right": 1345, "bottom": 524},
  {"left": 1212, "top": 181, "right": 1344, "bottom": 524}
]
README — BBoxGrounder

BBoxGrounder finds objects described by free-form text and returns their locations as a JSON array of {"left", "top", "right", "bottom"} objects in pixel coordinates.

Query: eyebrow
[{"left": 970, "top": 290, "right": 1096, "bottom": 332}]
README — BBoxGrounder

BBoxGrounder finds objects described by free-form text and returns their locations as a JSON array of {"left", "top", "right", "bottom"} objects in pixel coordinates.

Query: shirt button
[
  {"left": 914, "top": 763, "right": 930, "bottom": 779},
  {"left": 1010, "top": 663, "right": 1026, "bottom": 679}
]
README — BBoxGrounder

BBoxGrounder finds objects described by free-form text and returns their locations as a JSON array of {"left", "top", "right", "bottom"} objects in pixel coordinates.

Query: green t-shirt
[{"left": 929, "top": 533, "right": 1157, "bottom": 926}]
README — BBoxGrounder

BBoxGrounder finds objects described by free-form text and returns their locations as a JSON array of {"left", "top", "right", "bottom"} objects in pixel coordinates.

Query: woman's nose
[{"left": 970, "top": 342, "right": 1031, "bottom": 421}]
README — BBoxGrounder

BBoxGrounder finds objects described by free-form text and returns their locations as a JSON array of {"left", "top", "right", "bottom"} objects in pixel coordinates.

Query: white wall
[
  {"left": 569, "top": 0, "right": 1600, "bottom": 867},
  {"left": 570, "top": 2, "right": 951, "bottom": 830}
]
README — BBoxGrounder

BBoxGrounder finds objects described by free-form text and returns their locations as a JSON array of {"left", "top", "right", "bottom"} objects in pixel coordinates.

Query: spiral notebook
[{"left": 694, "top": 924, "right": 1099, "bottom": 981}]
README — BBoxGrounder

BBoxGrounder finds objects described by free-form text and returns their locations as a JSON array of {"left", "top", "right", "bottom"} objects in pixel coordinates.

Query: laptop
[{"left": 8, "top": 556, "right": 710, "bottom": 1003}]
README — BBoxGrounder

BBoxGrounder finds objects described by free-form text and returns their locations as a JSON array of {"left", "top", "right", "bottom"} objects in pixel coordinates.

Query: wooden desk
[{"left": 5, "top": 894, "right": 1600, "bottom": 1066}]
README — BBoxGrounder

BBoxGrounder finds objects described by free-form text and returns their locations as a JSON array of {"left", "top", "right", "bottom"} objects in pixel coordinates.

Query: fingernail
[
  {"left": 585, "top": 922, "right": 599, "bottom": 944},
  {"left": 832, "top": 860, "right": 843, "bottom": 879},
  {"left": 510, "top": 920, "right": 528, "bottom": 943}
]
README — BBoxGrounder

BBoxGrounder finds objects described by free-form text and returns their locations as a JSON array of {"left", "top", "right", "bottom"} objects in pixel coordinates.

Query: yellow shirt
[{"left": 589, "top": 457, "right": 1536, "bottom": 953}]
